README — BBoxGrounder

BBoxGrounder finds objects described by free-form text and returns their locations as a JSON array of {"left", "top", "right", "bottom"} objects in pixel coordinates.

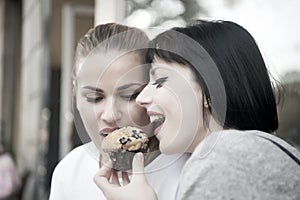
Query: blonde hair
[{"left": 73, "top": 23, "right": 149, "bottom": 78}]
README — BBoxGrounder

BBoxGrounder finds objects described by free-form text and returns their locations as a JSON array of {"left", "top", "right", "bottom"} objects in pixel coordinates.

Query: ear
[
  {"left": 72, "top": 80, "right": 77, "bottom": 96},
  {"left": 203, "top": 97, "right": 210, "bottom": 108},
  {"left": 204, "top": 100, "right": 209, "bottom": 108},
  {"left": 72, "top": 80, "right": 79, "bottom": 110}
]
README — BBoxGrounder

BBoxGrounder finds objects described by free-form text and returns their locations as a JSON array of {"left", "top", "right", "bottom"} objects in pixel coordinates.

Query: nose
[
  {"left": 136, "top": 85, "right": 152, "bottom": 108},
  {"left": 100, "top": 97, "right": 121, "bottom": 124}
]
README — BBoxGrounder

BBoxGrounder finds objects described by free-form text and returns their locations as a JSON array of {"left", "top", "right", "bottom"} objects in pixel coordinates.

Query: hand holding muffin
[{"left": 94, "top": 153, "right": 157, "bottom": 200}]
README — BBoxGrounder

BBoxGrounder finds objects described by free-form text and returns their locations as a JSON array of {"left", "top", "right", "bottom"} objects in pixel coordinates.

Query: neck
[
  {"left": 208, "top": 117, "right": 224, "bottom": 133},
  {"left": 187, "top": 117, "right": 223, "bottom": 153}
]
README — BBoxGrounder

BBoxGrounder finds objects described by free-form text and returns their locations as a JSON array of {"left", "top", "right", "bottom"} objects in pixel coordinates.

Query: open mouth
[
  {"left": 99, "top": 131, "right": 109, "bottom": 137},
  {"left": 150, "top": 115, "right": 165, "bottom": 136},
  {"left": 99, "top": 127, "right": 119, "bottom": 137}
]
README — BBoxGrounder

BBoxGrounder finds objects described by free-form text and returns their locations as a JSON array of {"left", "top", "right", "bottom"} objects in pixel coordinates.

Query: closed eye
[
  {"left": 119, "top": 84, "right": 146, "bottom": 101},
  {"left": 120, "top": 92, "right": 140, "bottom": 101},
  {"left": 85, "top": 93, "right": 103, "bottom": 103},
  {"left": 152, "top": 77, "right": 168, "bottom": 88}
]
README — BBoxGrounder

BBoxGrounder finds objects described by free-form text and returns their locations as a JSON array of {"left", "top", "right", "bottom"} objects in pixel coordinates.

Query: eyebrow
[
  {"left": 150, "top": 65, "right": 154, "bottom": 75},
  {"left": 82, "top": 83, "right": 143, "bottom": 93},
  {"left": 82, "top": 86, "right": 104, "bottom": 93},
  {"left": 116, "top": 83, "right": 143, "bottom": 91},
  {"left": 150, "top": 66, "right": 167, "bottom": 75}
]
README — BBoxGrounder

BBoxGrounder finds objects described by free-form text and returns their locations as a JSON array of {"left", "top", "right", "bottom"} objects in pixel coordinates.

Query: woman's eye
[
  {"left": 85, "top": 93, "right": 103, "bottom": 103},
  {"left": 120, "top": 92, "right": 140, "bottom": 101},
  {"left": 152, "top": 77, "right": 168, "bottom": 88},
  {"left": 120, "top": 84, "right": 146, "bottom": 101}
]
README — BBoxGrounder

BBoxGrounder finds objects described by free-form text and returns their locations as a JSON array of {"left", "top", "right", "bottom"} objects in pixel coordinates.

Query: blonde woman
[{"left": 49, "top": 23, "right": 189, "bottom": 200}]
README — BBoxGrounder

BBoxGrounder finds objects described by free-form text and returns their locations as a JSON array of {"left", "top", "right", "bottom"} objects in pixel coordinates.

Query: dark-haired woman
[{"left": 95, "top": 20, "right": 300, "bottom": 200}]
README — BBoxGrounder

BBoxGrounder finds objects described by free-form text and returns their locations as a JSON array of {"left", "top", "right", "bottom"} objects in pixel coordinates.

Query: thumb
[{"left": 131, "top": 153, "right": 146, "bottom": 182}]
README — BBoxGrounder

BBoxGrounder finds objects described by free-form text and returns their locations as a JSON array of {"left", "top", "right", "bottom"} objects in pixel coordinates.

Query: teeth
[
  {"left": 99, "top": 131, "right": 108, "bottom": 137},
  {"left": 150, "top": 115, "right": 165, "bottom": 123}
]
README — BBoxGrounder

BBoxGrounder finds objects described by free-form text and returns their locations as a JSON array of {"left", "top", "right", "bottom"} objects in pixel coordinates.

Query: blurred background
[{"left": 0, "top": 0, "right": 299, "bottom": 199}]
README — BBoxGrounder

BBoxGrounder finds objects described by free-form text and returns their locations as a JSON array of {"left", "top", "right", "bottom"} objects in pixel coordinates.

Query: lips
[
  {"left": 147, "top": 111, "right": 165, "bottom": 136},
  {"left": 99, "top": 127, "right": 119, "bottom": 137}
]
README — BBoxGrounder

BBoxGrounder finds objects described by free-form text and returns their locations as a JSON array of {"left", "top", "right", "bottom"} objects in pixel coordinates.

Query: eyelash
[
  {"left": 86, "top": 92, "right": 140, "bottom": 103},
  {"left": 120, "top": 92, "right": 140, "bottom": 101},
  {"left": 120, "top": 84, "right": 146, "bottom": 101},
  {"left": 152, "top": 77, "right": 168, "bottom": 88},
  {"left": 86, "top": 94, "right": 103, "bottom": 103}
]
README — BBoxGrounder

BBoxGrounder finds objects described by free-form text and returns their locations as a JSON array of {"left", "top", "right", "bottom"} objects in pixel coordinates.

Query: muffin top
[{"left": 102, "top": 126, "right": 149, "bottom": 152}]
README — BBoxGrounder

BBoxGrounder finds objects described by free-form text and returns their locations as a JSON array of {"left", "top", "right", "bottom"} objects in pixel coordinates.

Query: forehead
[
  {"left": 152, "top": 58, "right": 195, "bottom": 78},
  {"left": 76, "top": 52, "right": 147, "bottom": 85},
  {"left": 152, "top": 58, "right": 202, "bottom": 93}
]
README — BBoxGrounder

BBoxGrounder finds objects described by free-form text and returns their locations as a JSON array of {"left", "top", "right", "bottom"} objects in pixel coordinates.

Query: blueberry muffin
[{"left": 102, "top": 126, "right": 149, "bottom": 171}]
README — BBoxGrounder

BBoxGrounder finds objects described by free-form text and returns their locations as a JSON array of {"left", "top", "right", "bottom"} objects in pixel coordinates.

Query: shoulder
[
  {"left": 52, "top": 142, "right": 99, "bottom": 177},
  {"left": 192, "top": 129, "right": 300, "bottom": 160},
  {"left": 179, "top": 130, "right": 300, "bottom": 200},
  {"left": 50, "top": 143, "right": 100, "bottom": 199},
  {"left": 54, "top": 145, "right": 86, "bottom": 169}
]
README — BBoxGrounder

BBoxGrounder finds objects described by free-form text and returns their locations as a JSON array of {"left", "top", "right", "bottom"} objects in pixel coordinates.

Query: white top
[{"left": 49, "top": 142, "right": 189, "bottom": 200}]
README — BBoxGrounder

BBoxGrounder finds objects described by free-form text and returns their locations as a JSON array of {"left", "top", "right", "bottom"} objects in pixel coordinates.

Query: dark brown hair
[{"left": 147, "top": 20, "right": 278, "bottom": 133}]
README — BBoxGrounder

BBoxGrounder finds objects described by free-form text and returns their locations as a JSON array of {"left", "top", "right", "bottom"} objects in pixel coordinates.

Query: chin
[
  {"left": 91, "top": 138, "right": 102, "bottom": 150},
  {"left": 159, "top": 143, "right": 181, "bottom": 155}
]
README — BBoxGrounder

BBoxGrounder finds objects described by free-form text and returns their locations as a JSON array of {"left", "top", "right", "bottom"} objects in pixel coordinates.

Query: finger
[
  {"left": 122, "top": 172, "right": 130, "bottom": 186},
  {"left": 97, "top": 163, "right": 111, "bottom": 179},
  {"left": 99, "top": 159, "right": 113, "bottom": 179},
  {"left": 132, "top": 153, "right": 144, "bottom": 173},
  {"left": 110, "top": 169, "right": 121, "bottom": 186},
  {"left": 95, "top": 164, "right": 112, "bottom": 179},
  {"left": 94, "top": 170, "right": 113, "bottom": 194},
  {"left": 99, "top": 151, "right": 111, "bottom": 168},
  {"left": 132, "top": 153, "right": 146, "bottom": 182},
  {"left": 106, "top": 168, "right": 112, "bottom": 180},
  {"left": 106, "top": 160, "right": 114, "bottom": 179}
]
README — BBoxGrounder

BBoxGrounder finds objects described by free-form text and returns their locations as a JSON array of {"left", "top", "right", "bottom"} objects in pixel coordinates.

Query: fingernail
[{"left": 136, "top": 152, "right": 143, "bottom": 161}]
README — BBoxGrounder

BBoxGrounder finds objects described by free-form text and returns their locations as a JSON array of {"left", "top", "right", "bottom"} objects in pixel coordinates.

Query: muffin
[{"left": 102, "top": 126, "right": 149, "bottom": 171}]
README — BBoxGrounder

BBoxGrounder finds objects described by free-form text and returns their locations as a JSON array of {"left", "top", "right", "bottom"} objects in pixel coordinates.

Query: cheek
[
  {"left": 77, "top": 105, "right": 104, "bottom": 149},
  {"left": 77, "top": 99, "right": 90, "bottom": 122},
  {"left": 76, "top": 98, "right": 98, "bottom": 135},
  {"left": 161, "top": 91, "right": 202, "bottom": 154},
  {"left": 126, "top": 103, "right": 150, "bottom": 127}
]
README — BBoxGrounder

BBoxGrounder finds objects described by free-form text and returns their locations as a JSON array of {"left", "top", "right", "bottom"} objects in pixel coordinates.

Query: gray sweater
[{"left": 177, "top": 130, "right": 300, "bottom": 200}]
